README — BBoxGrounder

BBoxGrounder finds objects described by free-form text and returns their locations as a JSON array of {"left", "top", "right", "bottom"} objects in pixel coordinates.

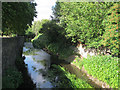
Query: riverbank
[
  {"left": 40, "top": 64, "right": 93, "bottom": 88},
  {"left": 71, "top": 55, "right": 119, "bottom": 88},
  {"left": 15, "top": 56, "right": 36, "bottom": 89},
  {"left": 24, "top": 42, "right": 94, "bottom": 88},
  {"left": 35, "top": 46, "right": 119, "bottom": 89},
  {"left": 31, "top": 36, "right": 119, "bottom": 89}
]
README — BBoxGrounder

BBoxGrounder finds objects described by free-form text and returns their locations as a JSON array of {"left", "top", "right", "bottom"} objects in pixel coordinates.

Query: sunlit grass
[{"left": 72, "top": 55, "right": 119, "bottom": 88}]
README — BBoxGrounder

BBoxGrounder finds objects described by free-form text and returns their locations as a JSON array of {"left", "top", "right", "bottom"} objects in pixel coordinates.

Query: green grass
[
  {"left": 59, "top": 65, "right": 93, "bottom": 88},
  {"left": 72, "top": 55, "right": 119, "bottom": 88},
  {"left": 40, "top": 64, "right": 93, "bottom": 88},
  {"left": 50, "top": 64, "right": 93, "bottom": 88}
]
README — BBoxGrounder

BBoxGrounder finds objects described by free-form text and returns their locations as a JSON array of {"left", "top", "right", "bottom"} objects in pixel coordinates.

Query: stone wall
[
  {"left": 64, "top": 44, "right": 111, "bottom": 63},
  {"left": 76, "top": 44, "right": 111, "bottom": 58},
  {"left": 1, "top": 36, "right": 24, "bottom": 74}
]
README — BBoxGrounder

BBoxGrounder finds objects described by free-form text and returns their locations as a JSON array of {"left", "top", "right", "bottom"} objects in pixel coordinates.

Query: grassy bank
[
  {"left": 72, "top": 55, "right": 119, "bottom": 88},
  {"left": 58, "top": 65, "right": 93, "bottom": 88},
  {"left": 42, "top": 64, "right": 93, "bottom": 88}
]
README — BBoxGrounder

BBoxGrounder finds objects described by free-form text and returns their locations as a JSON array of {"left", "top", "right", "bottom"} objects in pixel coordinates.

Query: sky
[{"left": 33, "top": 0, "right": 57, "bottom": 22}]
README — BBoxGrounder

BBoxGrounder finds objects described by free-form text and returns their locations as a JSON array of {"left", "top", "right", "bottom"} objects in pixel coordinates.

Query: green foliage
[
  {"left": 2, "top": 2, "right": 37, "bottom": 35},
  {"left": 25, "top": 25, "right": 34, "bottom": 36},
  {"left": 52, "top": 2, "right": 119, "bottom": 56},
  {"left": 2, "top": 67, "right": 23, "bottom": 88},
  {"left": 32, "top": 20, "right": 74, "bottom": 59},
  {"left": 42, "top": 64, "right": 73, "bottom": 88},
  {"left": 45, "top": 64, "right": 93, "bottom": 88},
  {"left": 53, "top": 2, "right": 114, "bottom": 44},
  {"left": 26, "top": 19, "right": 49, "bottom": 36},
  {"left": 31, "top": 33, "right": 42, "bottom": 42},
  {"left": 72, "top": 55, "right": 119, "bottom": 88},
  {"left": 100, "top": 3, "right": 119, "bottom": 56},
  {"left": 58, "top": 65, "right": 93, "bottom": 88},
  {"left": 40, "top": 20, "right": 65, "bottom": 42},
  {"left": 32, "top": 34, "right": 49, "bottom": 49},
  {"left": 72, "top": 57, "right": 83, "bottom": 69},
  {"left": 33, "top": 35, "right": 74, "bottom": 59},
  {"left": 46, "top": 42, "right": 74, "bottom": 59}
]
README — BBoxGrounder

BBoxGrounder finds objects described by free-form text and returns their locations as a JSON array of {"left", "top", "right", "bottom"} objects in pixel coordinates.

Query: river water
[
  {"left": 22, "top": 42, "right": 105, "bottom": 89},
  {"left": 23, "top": 42, "right": 53, "bottom": 88}
]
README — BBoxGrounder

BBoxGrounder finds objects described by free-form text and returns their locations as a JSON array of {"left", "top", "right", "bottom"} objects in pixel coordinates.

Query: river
[
  {"left": 23, "top": 42, "right": 53, "bottom": 88},
  {"left": 22, "top": 42, "right": 106, "bottom": 89}
]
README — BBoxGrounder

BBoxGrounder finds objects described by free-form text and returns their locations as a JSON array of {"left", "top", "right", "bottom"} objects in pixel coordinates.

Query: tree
[
  {"left": 52, "top": 2, "right": 115, "bottom": 46},
  {"left": 2, "top": 2, "right": 37, "bottom": 35},
  {"left": 26, "top": 19, "right": 49, "bottom": 36},
  {"left": 100, "top": 3, "right": 119, "bottom": 56}
]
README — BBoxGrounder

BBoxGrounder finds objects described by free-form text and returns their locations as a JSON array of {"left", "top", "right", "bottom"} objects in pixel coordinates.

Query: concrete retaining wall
[{"left": 1, "top": 36, "right": 24, "bottom": 74}]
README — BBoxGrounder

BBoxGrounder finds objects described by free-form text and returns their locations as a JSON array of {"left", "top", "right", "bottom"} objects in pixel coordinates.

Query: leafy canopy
[{"left": 2, "top": 2, "right": 37, "bottom": 35}]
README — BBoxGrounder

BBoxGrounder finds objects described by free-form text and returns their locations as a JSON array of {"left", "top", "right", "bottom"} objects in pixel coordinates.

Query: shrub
[
  {"left": 32, "top": 20, "right": 74, "bottom": 59},
  {"left": 100, "top": 3, "right": 119, "bottom": 56},
  {"left": 32, "top": 34, "right": 49, "bottom": 49},
  {"left": 46, "top": 42, "right": 74, "bottom": 59},
  {"left": 2, "top": 67, "right": 23, "bottom": 88}
]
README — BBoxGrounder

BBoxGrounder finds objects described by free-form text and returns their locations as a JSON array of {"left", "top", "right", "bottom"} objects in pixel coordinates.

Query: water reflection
[{"left": 23, "top": 42, "right": 53, "bottom": 88}]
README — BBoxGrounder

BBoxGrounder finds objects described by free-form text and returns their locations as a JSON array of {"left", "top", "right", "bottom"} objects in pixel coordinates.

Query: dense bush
[
  {"left": 2, "top": 67, "right": 23, "bottom": 88},
  {"left": 53, "top": 2, "right": 114, "bottom": 44},
  {"left": 32, "top": 20, "right": 74, "bottom": 59},
  {"left": 52, "top": 2, "right": 119, "bottom": 56},
  {"left": 100, "top": 3, "right": 119, "bottom": 56},
  {"left": 72, "top": 55, "right": 119, "bottom": 88},
  {"left": 32, "top": 34, "right": 49, "bottom": 49},
  {"left": 46, "top": 42, "right": 74, "bottom": 59},
  {"left": 33, "top": 34, "right": 74, "bottom": 59}
]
